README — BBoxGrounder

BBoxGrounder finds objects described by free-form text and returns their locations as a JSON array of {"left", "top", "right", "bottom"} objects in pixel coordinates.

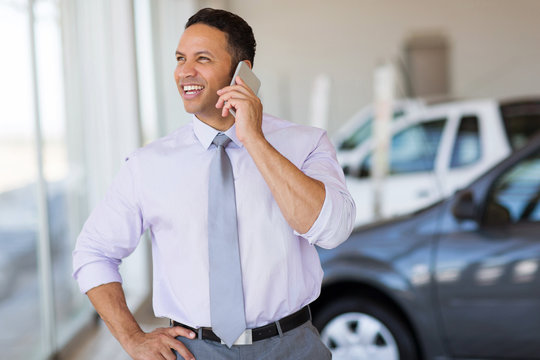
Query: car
[
  {"left": 338, "top": 97, "right": 540, "bottom": 226},
  {"left": 311, "top": 132, "right": 540, "bottom": 360}
]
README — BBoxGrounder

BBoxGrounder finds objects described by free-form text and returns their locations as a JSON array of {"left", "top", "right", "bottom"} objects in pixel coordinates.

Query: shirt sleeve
[
  {"left": 294, "top": 131, "right": 356, "bottom": 249},
  {"left": 72, "top": 156, "right": 144, "bottom": 293}
]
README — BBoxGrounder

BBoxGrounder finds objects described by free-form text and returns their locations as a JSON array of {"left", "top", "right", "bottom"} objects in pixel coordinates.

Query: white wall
[{"left": 226, "top": 0, "right": 540, "bottom": 134}]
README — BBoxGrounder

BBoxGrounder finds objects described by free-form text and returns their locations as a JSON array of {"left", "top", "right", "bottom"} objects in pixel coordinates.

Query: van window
[
  {"left": 359, "top": 118, "right": 446, "bottom": 177},
  {"left": 500, "top": 101, "right": 540, "bottom": 150},
  {"left": 450, "top": 116, "right": 481, "bottom": 168}
]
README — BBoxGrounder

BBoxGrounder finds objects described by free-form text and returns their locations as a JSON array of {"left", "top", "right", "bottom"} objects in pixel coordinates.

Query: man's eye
[
  {"left": 176, "top": 56, "right": 185, "bottom": 62},
  {"left": 199, "top": 57, "right": 210, "bottom": 62}
]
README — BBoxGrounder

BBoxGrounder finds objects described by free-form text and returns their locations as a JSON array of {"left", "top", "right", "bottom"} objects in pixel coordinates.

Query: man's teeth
[{"left": 183, "top": 85, "right": 204, "bottom": 93}]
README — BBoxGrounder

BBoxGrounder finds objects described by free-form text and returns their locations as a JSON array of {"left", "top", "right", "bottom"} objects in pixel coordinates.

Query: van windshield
[{"left": 339, "top": 110, "right": 405, "bottom": 151}]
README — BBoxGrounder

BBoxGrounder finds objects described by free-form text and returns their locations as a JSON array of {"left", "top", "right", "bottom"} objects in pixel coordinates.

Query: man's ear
[{"left": 243, "top": 60, "right": 253, "bottom": 69}]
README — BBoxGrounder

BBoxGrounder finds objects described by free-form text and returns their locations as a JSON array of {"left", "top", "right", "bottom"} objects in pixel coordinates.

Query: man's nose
[{"left": 177, "top": 60, "right": 196, "bottom": 78}]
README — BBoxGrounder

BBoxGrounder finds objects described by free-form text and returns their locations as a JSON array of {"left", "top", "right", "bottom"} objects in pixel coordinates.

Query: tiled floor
[{"left": 64, "top": 300, "right": 169, "bottom": 360}]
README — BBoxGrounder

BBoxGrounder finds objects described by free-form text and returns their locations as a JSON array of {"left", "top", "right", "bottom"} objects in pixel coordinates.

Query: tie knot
[{"left": 212, "top": 133, "right": 232, "bottom": 148}]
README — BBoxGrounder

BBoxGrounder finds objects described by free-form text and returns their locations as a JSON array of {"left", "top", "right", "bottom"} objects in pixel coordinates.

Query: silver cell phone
[{"left": 229, "top": 61, "right": 261, "bottom": 117}]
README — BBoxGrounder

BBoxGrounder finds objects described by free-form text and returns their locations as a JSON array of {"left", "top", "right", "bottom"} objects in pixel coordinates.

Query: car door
[{"left": 435, "top": 149, "right": 540, "bottom": 359}]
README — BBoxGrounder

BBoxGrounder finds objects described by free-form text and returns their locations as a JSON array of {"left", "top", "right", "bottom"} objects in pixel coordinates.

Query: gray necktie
[{"left": 208, "top": 133, "right": 246, "bottom": 347}]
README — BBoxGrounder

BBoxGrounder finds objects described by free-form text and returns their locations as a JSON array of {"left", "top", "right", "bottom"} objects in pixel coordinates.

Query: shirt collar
[{"left": 192, "top": 115, "right": 243, "bottom": 149}]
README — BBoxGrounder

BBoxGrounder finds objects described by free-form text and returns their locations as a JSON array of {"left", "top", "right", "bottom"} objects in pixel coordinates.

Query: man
[{"left": 73, "top": 8, "right": 355, "bottom": 360}]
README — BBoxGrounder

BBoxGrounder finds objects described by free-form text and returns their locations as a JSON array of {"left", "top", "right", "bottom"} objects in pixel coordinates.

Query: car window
[
  {"left": 500, "top": 102, "right": 540, "bottom": 150},
  {"left": 484, "top": 150, "right": 540, "bottom": 225},
  {"left": 338, "top": 109, "right": 405, "bottom": 151},
  {"left": 359, "top": 118, "right": 446, "bottom": 177},
  {"left": 450, "top": 115, "right": 481, "bottom": 168}
]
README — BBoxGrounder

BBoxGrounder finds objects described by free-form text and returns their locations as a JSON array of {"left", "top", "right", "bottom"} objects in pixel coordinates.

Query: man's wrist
[
  {"left": 122, "top": 326, "right": 146, "bottom": 354},
  {"left": 241, "top": 131, "right": 267, "bottom": 151}
]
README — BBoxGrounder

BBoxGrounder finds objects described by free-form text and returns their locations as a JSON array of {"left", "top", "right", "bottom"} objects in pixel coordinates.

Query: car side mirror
[{"left": 452, "top": 190, "right": 478, "bottom": 221}]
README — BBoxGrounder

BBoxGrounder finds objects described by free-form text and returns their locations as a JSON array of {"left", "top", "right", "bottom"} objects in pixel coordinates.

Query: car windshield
[
  {"left": 339, "top": 109, "right": 405, "bottom": 151},
  {"left": 500, "top": 101, "right": 540, "bottom": 150}
]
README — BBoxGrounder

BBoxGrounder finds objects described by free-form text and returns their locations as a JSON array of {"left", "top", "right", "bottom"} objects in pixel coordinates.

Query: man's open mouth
[{"left": 183, "top": 85, "right": 205, "bottom": 95}]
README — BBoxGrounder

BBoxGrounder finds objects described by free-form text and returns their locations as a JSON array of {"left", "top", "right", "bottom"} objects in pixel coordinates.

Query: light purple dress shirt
[{"left": 73, "top": 113, "right": 355, "bottom": 329}]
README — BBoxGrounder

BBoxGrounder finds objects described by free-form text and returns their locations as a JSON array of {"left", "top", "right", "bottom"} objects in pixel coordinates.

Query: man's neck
[{"left": 195, "top": 113, "right": 235, "bottom": 132}]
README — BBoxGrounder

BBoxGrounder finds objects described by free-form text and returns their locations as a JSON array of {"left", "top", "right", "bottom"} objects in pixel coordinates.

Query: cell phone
[{"left": 229, "top": 61, "right": 261, "bottom": 117}]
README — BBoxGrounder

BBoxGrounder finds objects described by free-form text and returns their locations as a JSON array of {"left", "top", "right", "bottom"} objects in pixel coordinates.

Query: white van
[{"left": 337, "top": 98, "right": 540, "bottom": 226}]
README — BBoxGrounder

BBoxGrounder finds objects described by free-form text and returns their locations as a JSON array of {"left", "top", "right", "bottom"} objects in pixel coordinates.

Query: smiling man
[
  {"left": 73, "top": 8, "right": 355, "bottom": 360},
  {"left": 175, "top": 23, "right": 233, "bottom": 127}
]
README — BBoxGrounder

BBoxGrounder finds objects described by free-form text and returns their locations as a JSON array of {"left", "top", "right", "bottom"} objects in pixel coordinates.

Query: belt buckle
[{"left": 222, "top": 329, "right": 253, "bottom": 345}]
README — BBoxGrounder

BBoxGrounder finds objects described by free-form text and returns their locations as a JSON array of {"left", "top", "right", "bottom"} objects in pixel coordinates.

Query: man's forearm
[
  {"left": 86, "top": 282, "right": 143, "bottom": 353},
  {"left": 87, "top": 282, "right": 196, "bottom": 360},
  {"left": 243, "top": 136, "right": 325, "bottom": 234}
]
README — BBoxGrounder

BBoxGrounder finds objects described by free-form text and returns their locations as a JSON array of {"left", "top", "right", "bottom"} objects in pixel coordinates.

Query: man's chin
[
  {"left": 182, "top": 103, "right": 199, "bottom": 115},
  {"left": 182, "top": 101, "right": 211, "bottom": 116}
]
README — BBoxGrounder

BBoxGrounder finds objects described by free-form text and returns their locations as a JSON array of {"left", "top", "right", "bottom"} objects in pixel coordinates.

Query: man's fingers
[
  {"left": 160, "top": 347, "right": 178, "bottom": 360},
  {"left": 232, "top": 76, "right": 255, "bottom": 95},
  {"left": 221, "top": 98, "right": 251, "bottom": 118},
  {"left": 216, "top": 78, "right": 254, "bottom": 104},
  {"left": 168, "top": 338, "right": 196, "bottom": 360},
  {"left": 219, "top": 76, "right": 253, "bottom": 96},
  {"left": 216, "top": 90, "right": 247, "bottom": 110},
  {"left": 222, "top": 103, "right": 231, "bottom": 117},
  {"left": 169, "top": 325, "right": 196, "bottom": 339}
]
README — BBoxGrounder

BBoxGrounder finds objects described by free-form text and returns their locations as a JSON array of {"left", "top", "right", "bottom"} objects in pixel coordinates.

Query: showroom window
[
  {"left": 0, "top": 0, "right": 43, "bottom": 357},
  {"left": 0, "top": 0, "right": 91, "bottom": 358}
]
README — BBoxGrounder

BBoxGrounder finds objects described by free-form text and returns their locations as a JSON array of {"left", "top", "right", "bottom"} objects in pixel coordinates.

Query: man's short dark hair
[{"left": 185, "top": 8, "right": 256, "bottom": 75}]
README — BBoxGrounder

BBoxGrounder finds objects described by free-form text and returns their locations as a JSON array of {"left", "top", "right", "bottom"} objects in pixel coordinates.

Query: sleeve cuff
[
  {"left": 74, "top": 260, "right": 123, "bottom": 294},
  {"left": 294, "top": 183, "right": 333, "bottom": 245}
]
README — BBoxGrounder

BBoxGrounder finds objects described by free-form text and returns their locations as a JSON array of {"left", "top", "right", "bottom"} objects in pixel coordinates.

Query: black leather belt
[{"left": 172, "top": 305, "right": 311, "bottom": 344}]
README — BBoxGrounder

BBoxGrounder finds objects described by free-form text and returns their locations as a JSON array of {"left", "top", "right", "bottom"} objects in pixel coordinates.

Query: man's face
[{"left": 175, "top": 24, "right": 233, "bottom": 123}]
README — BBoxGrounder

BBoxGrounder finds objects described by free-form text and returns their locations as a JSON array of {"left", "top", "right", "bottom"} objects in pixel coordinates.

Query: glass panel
[
  {"left": 0, "top": 0, "right": 43, "bottom": 358},
  {"left": 485, "top": 151, "right": 540, "bottom": 225},
  {"left": 359, "top": 118, "right": 446, "bottom": 177},
  {"left": 450, "top": 115, "right": 481, "bottom": 168},
  {"left": 33, "top": 0, "right": 91, "bottom": 349}
]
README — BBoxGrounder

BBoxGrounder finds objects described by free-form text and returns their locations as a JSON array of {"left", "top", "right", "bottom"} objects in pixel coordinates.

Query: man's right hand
[
  {"left": 86, "top": 283, "right": 197, "bottom": 360},
  {"left": 126, "top": 326, "right": 197, "bottom": 360}
]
